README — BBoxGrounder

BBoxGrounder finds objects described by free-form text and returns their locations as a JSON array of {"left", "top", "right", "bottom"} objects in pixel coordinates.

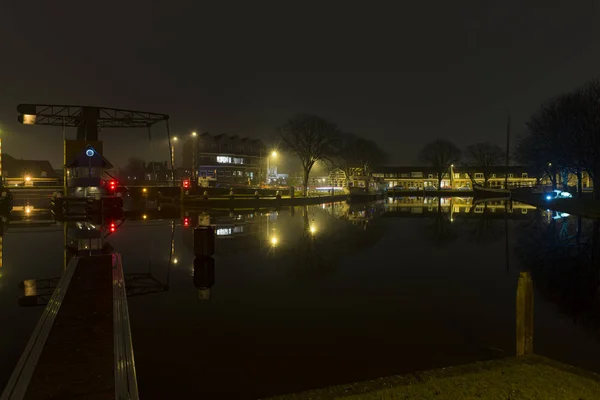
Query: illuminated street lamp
[
  {"left": 270, "top": 236, "right": 279, "bottom": 246},
  {"left": 25, "top": 175, "right": 31, "bottom": 182},
  {"left": 267, "top": 151, "right": 279, "bottom": 184}
]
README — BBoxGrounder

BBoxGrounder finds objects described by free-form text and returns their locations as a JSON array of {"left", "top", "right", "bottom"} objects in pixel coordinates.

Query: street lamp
[
  {"left": 191, "top": 132, "right": 198, "bottom": 184},
  {"left": 267, "top": 151, "right": 278, "bottom": 184}
]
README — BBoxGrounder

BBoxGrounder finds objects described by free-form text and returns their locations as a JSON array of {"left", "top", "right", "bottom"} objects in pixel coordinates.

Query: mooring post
[{"left": 516, "top": 271, "right": 534, "bottom": 356}]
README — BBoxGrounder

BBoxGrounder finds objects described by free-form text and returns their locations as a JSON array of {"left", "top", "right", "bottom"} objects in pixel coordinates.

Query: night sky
[{"left": 1, "top": 1, "right": 599, "bottom": 169}]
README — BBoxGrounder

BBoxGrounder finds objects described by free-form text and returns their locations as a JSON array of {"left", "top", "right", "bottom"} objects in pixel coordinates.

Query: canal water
[{"left": 1, "top": 197, "right": 600, "bottom": 399}]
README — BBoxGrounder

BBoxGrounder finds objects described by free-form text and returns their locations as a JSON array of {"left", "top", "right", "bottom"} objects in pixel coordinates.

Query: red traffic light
[
  {"left": 108, "top": 180, "right": 116, "bottom": 191},
  {"left": 183, "top": 217, "right": 190, "bottom": 227},
  {"left": 183, "top": 180, "right": 190, "bottom": 189},
  {"left": 109, "top": 221, "right": 116, "bottom": 232}
]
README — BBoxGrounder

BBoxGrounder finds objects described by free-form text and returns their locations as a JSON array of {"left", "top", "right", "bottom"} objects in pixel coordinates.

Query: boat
[
  {"left": 472, "top": 184, "right": 511, "bottom": 198},
  {"left": 348, "top": 178, "right": 387, "bottom": 202}
]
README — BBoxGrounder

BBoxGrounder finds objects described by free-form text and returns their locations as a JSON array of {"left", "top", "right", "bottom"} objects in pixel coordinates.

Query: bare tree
[
  {"left": 519, "top": 87, "right": 594, "bottom": 195},
  {"left": 278, "top": 114, "right": 339, "bottom": 196},
  {"left": 334, "top": 133, "right": 388, "bottom": 184},
  {"left": 465, "top": 142, "right": 504, "bottom": 187},
  {"left": 418, "top": 139, "right": 461, "bottom": 189}
]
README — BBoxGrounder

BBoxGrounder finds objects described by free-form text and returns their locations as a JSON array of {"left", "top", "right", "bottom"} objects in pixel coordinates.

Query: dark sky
[{"left": 1, "top": 1, "right": 600, "bottom": 169}]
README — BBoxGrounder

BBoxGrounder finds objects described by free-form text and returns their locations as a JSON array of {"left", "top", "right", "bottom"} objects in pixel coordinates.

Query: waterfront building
[
  {"left": 370, "top": 165, "right": 538, "bottom": 189},
  {"left": 181, "top": 133, "right": 266, "bottom": 186}
]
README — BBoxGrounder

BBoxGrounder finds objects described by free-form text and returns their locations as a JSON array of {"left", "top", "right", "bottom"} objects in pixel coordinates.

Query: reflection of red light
[
  {"left": 183, "top": 217, "right": 189, "bottom": 227},
  {"left": 110, "top": 222, "right": 116, "bottom": 232},
  {"left": 183, "top": 180, "right": 190, "bottom": 189}
]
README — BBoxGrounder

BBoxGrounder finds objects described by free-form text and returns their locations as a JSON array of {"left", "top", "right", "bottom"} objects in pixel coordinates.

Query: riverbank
[
  {"left": 513, "top": 194, "right": 600, "bottom": 219},
  {"left": 267, "top": 355, "right": 600, "bottom": 400},
  {"left": 181, "top": 194, "right": 348, "bottom": 209}
]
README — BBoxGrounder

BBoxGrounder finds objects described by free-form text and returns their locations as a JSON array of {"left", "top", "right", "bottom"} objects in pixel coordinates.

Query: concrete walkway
[{"left": 267, "top": 355, "right": 600, "bottom": 400}]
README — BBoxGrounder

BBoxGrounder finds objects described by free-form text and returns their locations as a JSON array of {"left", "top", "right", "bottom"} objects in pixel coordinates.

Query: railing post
[{"left": 516, "top": 271, "right": 534, "bottom": 356}]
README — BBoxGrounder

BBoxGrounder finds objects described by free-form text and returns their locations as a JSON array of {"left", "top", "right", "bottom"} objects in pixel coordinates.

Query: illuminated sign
[
  {"left": 86, "top": 149, "right": 95, "bottom": 157},
  {"left": 216, "top": 156, "right": 231, "bottom": 163}
]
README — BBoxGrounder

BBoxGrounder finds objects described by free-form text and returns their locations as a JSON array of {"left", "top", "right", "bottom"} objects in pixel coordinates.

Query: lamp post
[
  {"left": 450, "top": 164, "right": 454, "bottom": 189},
  {"left": 172, "top": 136, "right": 178, "bottom": 182},
  {"left": 267, "top": 151, "right": 277, "bottom": 185},
  {"left": 191, "top": 131, "right": 197, "bottom": 185}
]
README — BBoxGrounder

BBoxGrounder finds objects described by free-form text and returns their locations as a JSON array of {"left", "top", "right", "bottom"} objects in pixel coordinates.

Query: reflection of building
[
  {"left": 371, "top": 166, "right": 537, "bottom": 189},
  {"left": 181, "top": 133, "right": 266, "bottom": 185},
  {"left": 386, "top": 197, "right": 536, "bottom": 219}
]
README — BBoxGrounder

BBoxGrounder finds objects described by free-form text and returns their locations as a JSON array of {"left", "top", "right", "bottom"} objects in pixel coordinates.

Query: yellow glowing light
[
  {"left": 173, "top": 136, "right": 178, "bottom": 141},
  {"left": 142, "top": 214, "right": 147, "bottom": 220},
  {"left": 173, "top": 258, "right": 178, "bottom": 264},
  {"left": 270, "top": 237, "right": 278, "bottom": 246},
  {"left": 142, "top": 188, "right": 147, "bottom": 193},
  {"left": 25, "top": 206, "right": 32, "bottom": 214},
  {"left": 25, "top": 175, "right": 31, "bottom": 182},
  {"left": 192, "top": 131, "right": 197, "bottom": 137},
  {"left": 310, "top": 225, "right": 316, "bottom": 234},
  {"left": 271, "top": 151, "right": 278, "bottom": 158},
  {"left": 23, "top": 114, "right": 36, "bottom": 124}
]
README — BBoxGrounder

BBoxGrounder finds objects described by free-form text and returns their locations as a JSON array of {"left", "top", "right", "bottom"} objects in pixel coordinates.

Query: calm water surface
[{"left": 1, "top": 198, "right": 600, "bottom": 399}]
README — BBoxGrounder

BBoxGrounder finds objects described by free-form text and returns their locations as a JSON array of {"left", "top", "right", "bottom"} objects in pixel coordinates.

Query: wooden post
[{"left": 516, "top": 271, "right": 534, "bottom": 356}]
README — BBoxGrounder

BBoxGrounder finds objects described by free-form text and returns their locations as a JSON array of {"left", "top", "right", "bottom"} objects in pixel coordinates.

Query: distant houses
[{"left": 2, "top": 154, "right": 58, "bottom": 186}]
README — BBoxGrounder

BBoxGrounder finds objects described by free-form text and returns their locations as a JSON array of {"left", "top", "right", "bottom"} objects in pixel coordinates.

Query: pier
[{"left": 1, "top": 253, "right": 137, "bottom": 400}]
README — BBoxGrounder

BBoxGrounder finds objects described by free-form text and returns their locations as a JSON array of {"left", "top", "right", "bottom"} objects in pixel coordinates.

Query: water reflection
[
  {"left": 4, "top": 198, "right": 600, "bottom": 398},
  {"left": 516, "top": 212, "right": 600, "bottom": 332}
]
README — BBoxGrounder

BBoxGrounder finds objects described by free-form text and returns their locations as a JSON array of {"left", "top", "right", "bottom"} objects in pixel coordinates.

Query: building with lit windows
[
  {"left": 2, "top": 154, "right": 58, "bottom": 186},
  {"left": 369, "top": 166, "right": 538, "bottom": 189},
  {"left": 180, "top": 133, "right": 266, "bottom": 185}
]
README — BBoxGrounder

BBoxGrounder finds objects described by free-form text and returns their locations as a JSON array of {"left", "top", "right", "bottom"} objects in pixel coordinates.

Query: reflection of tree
[
  {"left": 425, "top": 201, "right": 458, "bottom": 246},
  {"left": 516, "top": 216, "right": 600, "bottom": 331},
  {"left": 468, "top": 201, "right": 505, "bottom": 243}
]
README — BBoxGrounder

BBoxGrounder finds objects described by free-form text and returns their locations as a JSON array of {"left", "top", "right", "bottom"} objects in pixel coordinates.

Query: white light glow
[
  {"left": 270, "top": 237, "right": 278, "bottom": 246},
  {"left": 173, "top": 258, "right": 178, "bottom": 264}
]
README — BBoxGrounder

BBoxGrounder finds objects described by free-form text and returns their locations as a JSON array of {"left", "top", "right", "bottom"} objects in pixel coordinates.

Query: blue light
[
  {"left": 85, "top": 149, "right": 95, "bottom": 157},
  {"left": 545, "top": 195, "right": 552, "bottom": 200}
]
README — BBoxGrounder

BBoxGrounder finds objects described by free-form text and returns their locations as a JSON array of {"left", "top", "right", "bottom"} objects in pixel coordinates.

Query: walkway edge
[
  {"left": 113, "top": 253, "right": 139, "bottom": 400},
  {"left": 0, "top": 257, "right": 79, "bottom": 400}
]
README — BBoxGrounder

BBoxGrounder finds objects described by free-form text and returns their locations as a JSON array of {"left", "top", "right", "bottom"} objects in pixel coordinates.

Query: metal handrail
[
  {"left": 113, "top": 253, "right": 139, "bottom": 400},
  {"left": 0, "top": 257, "right": 79, "bottom": 400}
]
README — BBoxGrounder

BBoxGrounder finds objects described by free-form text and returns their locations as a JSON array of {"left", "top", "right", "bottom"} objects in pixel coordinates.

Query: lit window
[
  {"left": 216, "top": 156, "right": 231, "bottom": 163},
  {"left": 522, "top": 173, "right": 528, "bottom": 178},
  {"left": 474, "top": 173, "right": 484, "bottom": 179},
  {"left": 508, "top": 173, "right": 514, "bottom": 178}
]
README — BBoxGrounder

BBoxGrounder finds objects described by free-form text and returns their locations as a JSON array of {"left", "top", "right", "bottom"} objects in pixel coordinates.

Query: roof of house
[
  {"left": 2, "top": 154, "right": 58, "bottom": 178},
  {"left": 372, "top": 165, "right": 534, "bottom": 175},
  {"left": 65, "top": 146, "right": 113, "bottom": 169}
]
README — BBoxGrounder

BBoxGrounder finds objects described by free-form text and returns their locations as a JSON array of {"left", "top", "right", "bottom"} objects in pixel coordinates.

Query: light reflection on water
[{"left": 1, "top": 198, "right": 599, "bottom": 399}]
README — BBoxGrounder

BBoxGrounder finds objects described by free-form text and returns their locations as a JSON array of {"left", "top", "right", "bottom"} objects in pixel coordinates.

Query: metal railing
[
  {"left": 113, "top": 254, "right": 140, "bottom": 400},
  {"left": 0, "top": 257, "right": 79, "bottom": 400}
]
